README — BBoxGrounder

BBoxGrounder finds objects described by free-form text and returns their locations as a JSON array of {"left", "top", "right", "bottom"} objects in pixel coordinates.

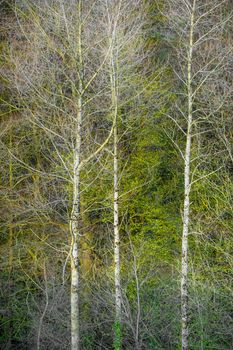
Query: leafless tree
[
  {"left": 9, "top": 1, "right": 115, "bottom": 349},
  {"left": 6, "top": 0, "right": 153, "bottom": 349},
  {"left": 164, "top": 0, "right": 232, "bottom": 348},
  {"left": 102, "top": 1, "right": 151, "bottom": 347}
]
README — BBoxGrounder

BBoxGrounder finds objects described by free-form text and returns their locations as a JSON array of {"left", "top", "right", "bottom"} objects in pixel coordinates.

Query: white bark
[
  {"left": 112, "top": 41, "right": 122, "bottom": 338},
  {"left": 70, "top": 111, "right": 81, "bottom": 350},
  {"left": 181, "top": 1, "right": 195, "bottom": 349},
  {"left": 108, "top": 5, "right": 122, "bottom": 342},
  {"left": 114, "top": 116, "right": 121, "bottom": 324},
  {"left": 70, "top": 2, "right": 83, "bottom": 349},
  {"left": 105, "top": 2, "right": 146, "bottom": 344}
]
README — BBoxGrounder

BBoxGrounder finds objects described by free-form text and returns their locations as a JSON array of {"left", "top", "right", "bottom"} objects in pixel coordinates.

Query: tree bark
[
  {"left": 110, "top": 21, "right": 122, "bottom": 348},
  {"left": 181, "top": 1, "right": 195, "bottom": 349},
  {"left": 70, "top": 2, "right": 83, "bottom": 349},
  {"left": 114, "top": 118, "right": 121, "bottom": 324},
  {"left": 70, "top": 117, "right": 81, "bottom": 350},
  {"left": 70, "top": 105, "right": 82, "bottom": 350},
  {"left": 8, "top": 123, "right": 13, "bottom": 350}
]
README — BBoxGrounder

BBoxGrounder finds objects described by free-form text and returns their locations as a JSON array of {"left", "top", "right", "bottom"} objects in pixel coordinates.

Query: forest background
[{"left": 0, "top": 0, "right": 232, "bottom": 349}]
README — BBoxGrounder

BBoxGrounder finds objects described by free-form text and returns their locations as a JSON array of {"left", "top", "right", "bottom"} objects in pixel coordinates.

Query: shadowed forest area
[{"left": 0, "top": 1, "right": 232, "bottom": 349}]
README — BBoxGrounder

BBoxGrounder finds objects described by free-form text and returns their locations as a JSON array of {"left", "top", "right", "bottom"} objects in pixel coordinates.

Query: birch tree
[
  {"left": 109, "top": 16, "right": 122, "bottom": 349},
  {"left": 105, "top": 3, "right": 122, "bottom": 347},
  {"left": 10, "top": 1, "right": 115, "bottom": 349},
  {"left": 102, "top": 1, "right": 152, "bottom": 348},
  {"left": 165, "top": 0, "right": 232, "bottom": 348},
  {"left": 180, "top": 3, "right": 195, "bottom": 347}
]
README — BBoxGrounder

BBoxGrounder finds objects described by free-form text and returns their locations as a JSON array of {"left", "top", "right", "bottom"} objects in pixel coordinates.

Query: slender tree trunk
[
  {"left": 70, "top": 2, "right": 83, "bottom": 349},
  {"left": 134, "top": 261, "right": 141, "bottom": 350},
  {"left": 70, "top": 113, "right": 81, "bottom": 350},
  {"left": 8, "top": 124, "right": 13, "bottom": 349},
  {"left": 114, "top": 115, "right": 121, "bottom": 327},
  {"left": 110, "top": 27, "right": 122, "bottom": 348},
  {"left": 181, "top": 2, "right": 195, "bottom": 349},
  {"left": 8, "top": 127, "right": 13, "bottom": 276}
]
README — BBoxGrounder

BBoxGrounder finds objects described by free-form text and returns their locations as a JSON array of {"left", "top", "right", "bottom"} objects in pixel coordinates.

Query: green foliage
[
  {"left": 82, "top": 333, "right": 95, "bottom": 350},
  {"left": 0, "top": 0, "right": 233, "bottom": 349},
  {"left": 114, "top": 320, "right": 122, "bottom": 350},
  {"left": 0, "top": 272, "right": 30, "bottom": 349},
  {"left": 121, "top": 114, "right": 183, "bottom": 263}
]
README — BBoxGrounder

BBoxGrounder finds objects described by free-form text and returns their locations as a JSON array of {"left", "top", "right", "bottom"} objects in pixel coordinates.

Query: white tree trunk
[
  {"left": 109, "top": 18, "right": 122, "bottom": 346},
  {"left": 70, "top": 2, "right": 83, "bottom": 349},
  {"left": 181, "top": 131, "right": 191, "bottom": 350},
  {"left": 181, "top": 2, "right": 195, "bottom": 349},
  {"left": 70, "top": 104, "right": 82, "bottom": 350},
  {"left": 114, "top": 119, "right": 121, "bottom": 323}
]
